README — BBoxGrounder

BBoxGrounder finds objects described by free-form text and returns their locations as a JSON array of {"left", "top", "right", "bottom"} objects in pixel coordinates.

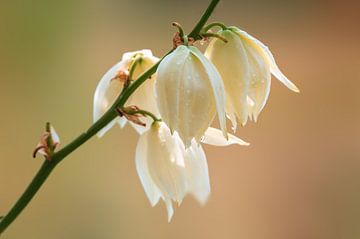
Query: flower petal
[
  {"left": 50, "top": 126, "right": 60, "bottom": 145},
  {"left": 93, "top": 61, "right": 125, "bottom": 137},
  {"left": 156, "top": 46, "right": 217, "bottom": 147},
  {"left": 185, "top": 142, "right": 210, "bottom": 205},
  {"left": 135, "top": 130, "right": 161, "bottom": 206},
  {"left": 155, "top": 46, "right": 188, "bottom": 134},
  {"left": 118, "top": 52, "right": 160, "bottom": 134},
  {"left": 122, "top": 49, "right": 154, "bottom": 61},
  {"left": 165, "top": 198, "right": 174, "bottom": 222},
  {"left": 127, "top": 61, "right": 159, "bottom": 134},
  {"left": 239, "top": 34, "right": 272, "bottom": 121},
  {"left": 202, "top": 127, "right": 249, "bottom": 146},
  {"left": 233, "top": 28, "right": 299, "bottom": 93},
  {"left": 205, "top": 29, "right": 250, "bottom": 127},
  {"left": 190, "top": 46, "right": 228, "bottom": 140},
  {"left": 118, "top": 117, "right": 127, "bottom": 129},
  {"left": 145, "top": 123, "right": 187, "bottom": 204}
]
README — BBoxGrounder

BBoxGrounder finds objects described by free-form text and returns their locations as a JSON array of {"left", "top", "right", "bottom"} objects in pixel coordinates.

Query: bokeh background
[{"left": 0, "top": 0, "right": 359, "bottom": 238}]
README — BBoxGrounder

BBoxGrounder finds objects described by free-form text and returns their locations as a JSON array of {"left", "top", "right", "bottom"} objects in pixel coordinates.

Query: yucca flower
[
  {"left": 93, "top": 49, "right": 159, "bottom": 137},
  {"left": 155, "top": 45, "right": 227, "bottom": 147},
  {"left": 135, "top": 122, "right": 248, "bottom": 221},
  {"left": 205, "top": 26, "right": 299, "bottom": 130}
]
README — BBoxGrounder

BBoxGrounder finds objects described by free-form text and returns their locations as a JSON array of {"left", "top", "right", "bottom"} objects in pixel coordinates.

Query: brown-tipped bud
[
  {"left": 33, "top": 123, "right": 60, "bottom": 160},
  {"left": 111, "top": 69, "right": 129, "bottom": 84},
  {"left": 117, "top": 106, "right": 146, "bottom": 127},
  {"left": 172, "top": 32, "right": 183, "bottom": 49},
  {"left": 172, "top": 32, "right": 195, "bottom": 49}
]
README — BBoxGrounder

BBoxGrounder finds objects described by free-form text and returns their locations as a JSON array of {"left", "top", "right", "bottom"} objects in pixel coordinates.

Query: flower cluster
[{"left": 93, "top": 25, "right": 298, "bottom": 221}]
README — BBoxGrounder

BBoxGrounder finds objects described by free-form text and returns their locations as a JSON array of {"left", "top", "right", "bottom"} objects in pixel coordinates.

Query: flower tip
[
  {"left": 293, "top": 85, "right": 300, "bottom": 93},
  {"left": 243, "top": 141, "right": 251, "bottom": 146},
  {"left": 195, "top": 193, "right": 210, "bottom": 206},
  {"left": 232, "top": 137, "right": 250, "bottom": 146},
  {"left": 165, "top": 200, "right": 174, "bottom": 222},
  {"left": 285, "top": 80, "right": 300, "bottom": 93},
  {"left": 253, "top": 113, "right": 258, "bottom": 123}
]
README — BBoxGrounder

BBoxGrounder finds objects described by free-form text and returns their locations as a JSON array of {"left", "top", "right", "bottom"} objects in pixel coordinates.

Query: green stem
[
  {"left": 0, "top": 0, "right": 220, "bottom": 235},
  {"left": 202, "top": 22, "right": 227, "bottom": 33},
  {"left": 188, "top": 0, "right": 220, "bottom": 40},
  {"left": 172, "top": 22, "right": 185, "bottom": 38},
  {"left": 127, "top": 108, "right": 161, "bottom": 123},
  {"left": 0, "top": 162, "right": 56, "bottom": 235},
  {"left": 201, "top": 32, "right": 228, "bottom": 43},
  {"left": 128, "top": 56, "right": 141, "bottom": 82}
]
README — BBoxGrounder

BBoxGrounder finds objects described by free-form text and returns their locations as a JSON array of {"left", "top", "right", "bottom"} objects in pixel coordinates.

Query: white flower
[
  {"left": 135, "top": 122, "right": 248, "bottom": 221},
  {"left": 205, "top": 26, "right": 299, "bottom": 130},
  {"left": 93, "top": 49, "right": 159, "bottom": 137},
  {"left": 155, "top": 45, "right": 228, "bottom": 147}
]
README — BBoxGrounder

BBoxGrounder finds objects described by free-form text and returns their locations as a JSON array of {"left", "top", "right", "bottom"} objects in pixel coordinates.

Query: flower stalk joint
[{"left": 172, "top": 22, "right": 194, "bottom": 48}]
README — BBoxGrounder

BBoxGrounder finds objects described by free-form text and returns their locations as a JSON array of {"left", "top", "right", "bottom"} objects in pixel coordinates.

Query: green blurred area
[{"left": 0, "top": 0, "right": 360, "bottom": 238}]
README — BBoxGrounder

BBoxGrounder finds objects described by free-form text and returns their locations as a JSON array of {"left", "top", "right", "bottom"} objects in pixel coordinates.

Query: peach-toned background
[{"left": 0, "top": 0, "right": 359, "bottom": 238}]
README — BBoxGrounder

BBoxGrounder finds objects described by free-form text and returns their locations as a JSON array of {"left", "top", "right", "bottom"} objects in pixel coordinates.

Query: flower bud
[{"left": 155, "top": 45, "right": 227, "bottom": 147}]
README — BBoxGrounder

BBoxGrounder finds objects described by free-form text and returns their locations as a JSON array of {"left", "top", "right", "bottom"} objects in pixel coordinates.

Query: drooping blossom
[{"left": 205, "top": 26, "right": 299, "bottom": 130}]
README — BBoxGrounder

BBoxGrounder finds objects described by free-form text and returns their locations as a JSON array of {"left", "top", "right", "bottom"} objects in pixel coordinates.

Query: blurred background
[{"left": 0, "top": 0, "right": 359, "bottom": 238}]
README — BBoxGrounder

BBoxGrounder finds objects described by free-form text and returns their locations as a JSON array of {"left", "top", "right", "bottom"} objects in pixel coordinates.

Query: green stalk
[
  {"left": 0, "top": 0, "right": 221, "bottom": 235},
  {"left": 202, "top": 22, "right": 227, "bottom": 33},
  {"left": 188, "top": 0, "right": 220, "bottom": 40}
]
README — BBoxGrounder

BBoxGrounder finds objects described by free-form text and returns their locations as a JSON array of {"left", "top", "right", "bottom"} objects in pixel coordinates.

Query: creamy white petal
[
  {"left": 190, "top": 46, "right": 228, "bottom": 140},
  {"left": 233, "top": 28, "right": 299, "bottom": 93},
  {"left": 225, "top": 100, "right": 238, "bottom": 132},
  {"left": 118, "top": 52, "right": 160, "bottom": 133},
  {"left": 93, "top": 61, "right": 125, "bottom": 137},
  {"left": 165, "top": 198, "right": 174, "bottom": 222},
  {"left": 239, "top": 34, "right": 271, "bottom": 121},
  {"left": 156, "top": 46, "right": 217, "bottom": 147},
  {"left": 202, "top": 127, "right": 249, "bottom": 146},
  {"left": 155, "top": 46, "right": 188, "bottom": 134},
  {"left": 135, "top": 122, "right": 220, "bottom": 221},
  {"left": 126, "top": 61, "right": 159, "bottom": 134},
  {"left": 135, "top": 123, "right": 189, "bottom": 221},
  {"left": 145, "top": 123, "right": 188, "bottom": 204},
  {"left": 50, "top": 126, "right": 60, "bottom": 145},
  {"left": 185, "top": 142, "right": 210, "bottom": 205},
  {"left": 122, "top": 49, "right": 154, "bottom": 60},
  {"left": 246, "top": 96, "right": 256, "bottom": 122},
  {"left": 118, "top": 117, "right": 127, "bottom": 129},
  {"left": 94, "top": 49, "right": 160, "bottom": 136},
  {"left": 205, "top": 30, "right": 250, "bottom": 127},
  {"left": 135, "top": 131, "right": 161, "bottom": 206}
]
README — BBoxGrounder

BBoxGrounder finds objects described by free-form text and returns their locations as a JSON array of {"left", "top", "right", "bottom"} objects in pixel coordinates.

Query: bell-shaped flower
[
  {"left": 135, "top": 122, "right": 248, "bottom": 221},
  {"left": 155, "top": 45, "right": 227, "bottom": 147},
  {"left": 93, "top": 49, "right": 159, "bottom": 137},
  {"left": 205, "top": 26, "right": 299, "bottom": 130}
]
